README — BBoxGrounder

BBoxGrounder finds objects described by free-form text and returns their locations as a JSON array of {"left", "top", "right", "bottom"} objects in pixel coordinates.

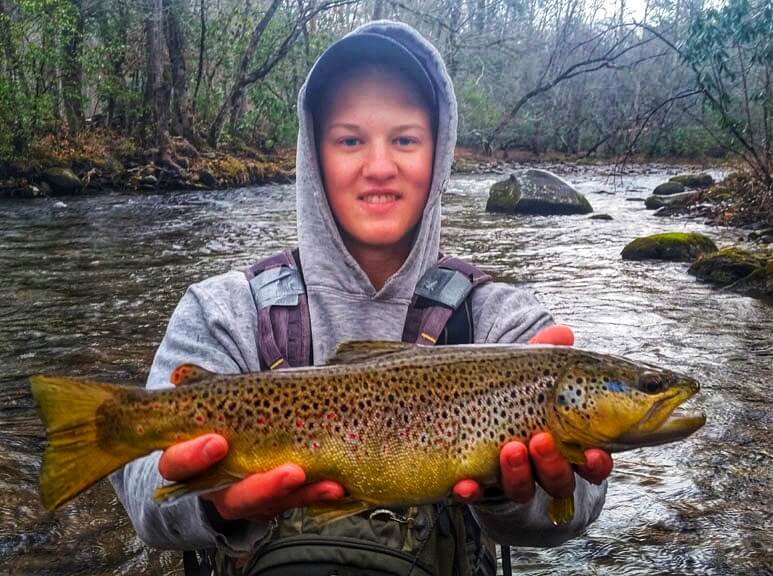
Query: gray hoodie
[{"left": 111, "top": 19, "right": 605, "bottom": 559}]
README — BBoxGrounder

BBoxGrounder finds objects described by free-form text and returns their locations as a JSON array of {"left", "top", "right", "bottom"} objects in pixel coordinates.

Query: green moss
[
  {"left": 669, "top": 173, "right": 714, "bottom": 188},
  {"left": 688, "top": 247, "right": 771, "bottom": 289},
  {"left": 621, "top": 232, "right": 718, "bottom": 261}
]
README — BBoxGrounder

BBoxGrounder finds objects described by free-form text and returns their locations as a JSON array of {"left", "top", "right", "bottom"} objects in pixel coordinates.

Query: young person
[{"left": 111, "top": 20, "right": 612, "bottom": 574}]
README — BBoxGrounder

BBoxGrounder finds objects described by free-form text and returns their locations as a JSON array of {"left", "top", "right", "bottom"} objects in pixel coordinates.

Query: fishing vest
[{"left": 191, "top": 248, "right": 508, "bottom": 576}]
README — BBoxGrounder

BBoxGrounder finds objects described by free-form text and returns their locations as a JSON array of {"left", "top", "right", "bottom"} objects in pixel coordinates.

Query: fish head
[{"left": 548, "top": 354, "right": 706, "bottom": 454}]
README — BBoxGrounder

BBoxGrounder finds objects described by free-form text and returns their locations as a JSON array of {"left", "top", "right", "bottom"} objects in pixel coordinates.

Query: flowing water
[{"left": 0, "top": 164, "right": 770, "bottom": 575}]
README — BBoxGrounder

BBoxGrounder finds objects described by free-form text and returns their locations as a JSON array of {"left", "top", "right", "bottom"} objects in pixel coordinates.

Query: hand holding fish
[
  {"left": 452, "top": 325, "right": 613, "bottom": 506},
  {"left": 158, "top": 414, "right": 345, "bottom": 523}
]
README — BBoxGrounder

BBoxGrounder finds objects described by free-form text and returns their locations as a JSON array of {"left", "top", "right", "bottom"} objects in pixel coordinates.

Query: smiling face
[{"left": 317, "top": 65, "right": 435, "bottom": 262}]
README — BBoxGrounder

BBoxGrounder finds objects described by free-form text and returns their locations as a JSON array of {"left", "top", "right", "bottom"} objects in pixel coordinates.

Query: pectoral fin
[
  {"left": 154, "top": 467, "right": 241, "bottom": 502},
  {"left": 548, "top": 495, "right": 575, "bottom": 526}
]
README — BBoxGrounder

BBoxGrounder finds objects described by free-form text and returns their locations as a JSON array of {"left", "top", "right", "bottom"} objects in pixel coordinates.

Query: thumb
[{"left": 529, "top": 324, "right": 574, "bottom": 346}]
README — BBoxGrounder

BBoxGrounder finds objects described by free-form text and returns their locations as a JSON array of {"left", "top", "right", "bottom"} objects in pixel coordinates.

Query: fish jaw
[
  {"left": 600, "top": 378, "right": 705, "bottom": 451},
  {"left": 604, "top": 409, "right": 706, "bottom": 450}
]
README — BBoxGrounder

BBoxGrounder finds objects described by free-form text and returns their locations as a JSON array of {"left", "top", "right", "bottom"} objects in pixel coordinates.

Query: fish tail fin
[{"left": 30, "top": 375, "right": 142, "bottom": 511}]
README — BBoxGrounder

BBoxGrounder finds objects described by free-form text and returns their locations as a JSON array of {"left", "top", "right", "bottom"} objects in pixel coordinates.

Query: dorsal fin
[
  {"left": 170, "top": 364, "right": 215, "bottom": 386},
  {"left": 326, "top": 341, "right": 413, "bottom": 365}
]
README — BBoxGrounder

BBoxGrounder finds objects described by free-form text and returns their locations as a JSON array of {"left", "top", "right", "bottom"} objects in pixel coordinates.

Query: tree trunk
[
  {"left": 372, "top": 0, "right": 384, "bottom": 19},
  {"left": 165, "top": 0, "right": 196, "bottom": 144},
  {"left": 144, "top": 0, "right": 173, "bottom": 166},
  {"left": 207, "top": 0, "right": 283, "bottom": 147},
  {"left": 62, "top": 0, "right": 85, "bottom": 134}
]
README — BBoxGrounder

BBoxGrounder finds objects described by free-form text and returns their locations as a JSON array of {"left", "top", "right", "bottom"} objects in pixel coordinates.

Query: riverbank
[{"left": 0, "top": 131, "right": 295, "bottom": 198}]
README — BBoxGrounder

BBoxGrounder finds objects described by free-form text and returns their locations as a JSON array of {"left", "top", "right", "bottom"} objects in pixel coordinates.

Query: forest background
[{"left": 0, "top": 0, "right": 770, "bottom": 188}]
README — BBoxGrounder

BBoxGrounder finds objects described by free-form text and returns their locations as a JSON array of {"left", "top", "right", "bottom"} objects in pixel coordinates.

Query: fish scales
[
  {"left": 99, "top": 347, "right": 588, "bottom": 503},
  {"left": 30, "top": 342, "right": 706, "bottom": 517}
]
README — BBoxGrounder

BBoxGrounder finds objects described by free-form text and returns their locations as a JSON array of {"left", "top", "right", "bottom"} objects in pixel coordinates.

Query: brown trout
[{"left": 31, "top": 341, "right": 705, "bottom": 524}]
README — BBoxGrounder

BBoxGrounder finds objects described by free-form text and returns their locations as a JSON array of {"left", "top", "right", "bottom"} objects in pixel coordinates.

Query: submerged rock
[
  {"left": 670, "top": 173, "right": 714, "bottom": 189},
  {"left": 621, "top": 232, "right": 718, "bottom": 261},
  {"left": 485, "top": 170, "right": 593, "bottom": 215},
  {"left": 645, "top": 191, "right": 701, "bottom": 211},
  {"left": 42, "top": 168, "right": 81, "bottom": 195},
  {"left": 653, "top": 181, "right": 685, "bottom": 196},
  {"left": 688, "top": 248, "right": 772, "bottom": 298},
  {"left": 589, "top": 214, "right": 613, "bottom": 220}
]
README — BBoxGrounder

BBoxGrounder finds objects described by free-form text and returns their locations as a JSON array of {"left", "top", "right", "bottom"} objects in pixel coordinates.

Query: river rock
[
  {"left": 485, "top": 170, "right": 593, "bottom": 215},
  {"left": 688, "top": 248, "right": 772, "bottom": 299},
  {"left": 589, "top": 214, "right": 613, "bottom": 220},
  {"left": 621, "top": 232, "right": 718, "bottom": 262},
  {"left": 198, "top": 169, "right": 218, "bottom": 187},
  {"left": 653, "top": 181, "right": 685, "bottom": 196},
  {"left": 42, "top": 167, "right": 81, "bottom": 194},
  {"left": 669, "top": 173, "right": 714, "bottom": 189},
  {"left": 646, "top": 190, "right": 701, "bottom": 211}
]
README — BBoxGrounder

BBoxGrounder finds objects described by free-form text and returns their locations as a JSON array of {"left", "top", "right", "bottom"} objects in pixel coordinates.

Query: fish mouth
[
  {"left": 615, "top": 407, "right": 706, "bottom": 447},
  {"left": 606, "top": 379, "right": 706, "bottom": 449}
]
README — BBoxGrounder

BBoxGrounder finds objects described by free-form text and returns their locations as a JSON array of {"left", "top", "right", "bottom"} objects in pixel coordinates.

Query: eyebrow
[{"left": 326, "top": 123, "right": 428, "bottom": 132}]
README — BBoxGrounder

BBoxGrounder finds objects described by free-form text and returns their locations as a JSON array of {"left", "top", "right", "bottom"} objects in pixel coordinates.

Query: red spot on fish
[
  {"left": 295, "top": 419, "right": 305, "bottom": 429},
  {"left": 311, "top": 441, "right": 320, "bottom": 449},
  {"left": 217, "top": 415, "right": 225, "bottom": 422},
  {"left": 256, "top": 416, "right": 266, "bottom": 425},
  {"left": 152, "top": 403, "right": 161, "bottom": 410},
  {"left": 398, "top": 431, "right": 406, "bottom": 438},
  {"left": 195, "top": 414, "right": 204, "bottom": 424},
  {"left": 136, "top": 425, "right": 144, "bottom": 435},
  {"left": 348, "top": 432, "right": 359, "bottom": 441},
  {"left": 327, "top": 412, "right": 337, "bottom": 420}
]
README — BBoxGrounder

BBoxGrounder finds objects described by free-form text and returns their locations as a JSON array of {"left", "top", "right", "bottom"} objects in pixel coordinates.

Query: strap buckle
[
  {"left": 415, "top": 267, "right": 473, "bottom": 310},
  {"left": 249, "top": 266, "right": 305, "bottom": 310}
]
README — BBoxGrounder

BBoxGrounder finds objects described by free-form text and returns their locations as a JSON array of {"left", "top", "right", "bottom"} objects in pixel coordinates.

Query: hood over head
[{"left": 295, "top": 20, "right": 457, "bottom": 363}]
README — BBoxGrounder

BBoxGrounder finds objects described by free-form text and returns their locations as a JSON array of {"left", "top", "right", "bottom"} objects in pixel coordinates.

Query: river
[{"left": 0, "top": 164, "right": 770, "bottom": 575}]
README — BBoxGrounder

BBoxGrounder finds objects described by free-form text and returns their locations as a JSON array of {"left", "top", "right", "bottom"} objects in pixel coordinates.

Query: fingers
[
  {"left": 577, "top": 448, "right": 614, "bottom": 484},
  {"left": 499, "top": 441, "right": 535, "bottom": 503},
  {"left": 529, "top": 433, "right": 575, "bottom": 499},
  {"left": 528, "top": 324, "right": 575, "bottom": 346},
  {"left": 158, "top": 434, "right": 228, "bottom": 481},
  {"left": 251, "top": 480, "right": 345, "bottom": 520},
  {"left": 203, "top": 464, "right": 345, "bottom": 521},
  {"left": 453, "top": 479, "right": 482, "bottom": 503}
]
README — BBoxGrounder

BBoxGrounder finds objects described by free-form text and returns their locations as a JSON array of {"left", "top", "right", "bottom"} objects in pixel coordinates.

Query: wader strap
[
  {"left": 244, "top": 249, "right": 311, "bottom": 369},
  {"left": 403, "top": 256, "right": 492, "bottom": 345}
]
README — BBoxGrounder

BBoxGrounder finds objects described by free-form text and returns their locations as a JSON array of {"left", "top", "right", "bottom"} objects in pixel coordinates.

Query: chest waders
[{"left": 184, "top": 248, "right": 514, "bottom": 576}]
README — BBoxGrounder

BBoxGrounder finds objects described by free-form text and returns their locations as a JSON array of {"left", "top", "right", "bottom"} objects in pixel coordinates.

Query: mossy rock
[
  {"left": 669, "top": 173, "right": 714, "bottom": 189},
  {"left": 653, "top": 181, "right": 685, "bottom": 196},
  {"left": 42, "top": 167, "right": 82, "bottom": 194},
  {"left": 486, "top": 170, "right": 593, "bottom": 215},
  {"left": 688, "top": 248, "right": 772, "bottom": 299},
  {"left": 621, "top": 232, "right": 718, "bottom": 262}
]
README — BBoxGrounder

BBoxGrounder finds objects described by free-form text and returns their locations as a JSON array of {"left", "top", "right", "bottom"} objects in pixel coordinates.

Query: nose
[{"left": 362, "top": 140, "right": 397, "bottom": 181}]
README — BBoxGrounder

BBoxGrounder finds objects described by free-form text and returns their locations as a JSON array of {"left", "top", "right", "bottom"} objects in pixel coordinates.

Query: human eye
[
  {"left": 395, "top": 136, "right": 418, "bottom": 147},
  {"left": 338, "top": 137, "right": 361, "bottom": 147}
]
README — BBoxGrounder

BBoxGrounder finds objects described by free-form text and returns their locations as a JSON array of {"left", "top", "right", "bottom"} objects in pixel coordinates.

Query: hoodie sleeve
[
  {"left": 109, "top": 271, "right": 271, "bottom": 554},
  {"left": 468, "top": 281, "right": 607, "bottom": 546}
]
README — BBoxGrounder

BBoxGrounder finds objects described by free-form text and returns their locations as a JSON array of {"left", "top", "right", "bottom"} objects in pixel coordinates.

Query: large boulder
[
  {"left": 485, "top": 170, "right": 593, "bottom": 215},
  {"left": 653, "top": 181, "right": 685, "bottom": 196},
  {"left": 688, "top": 248, "right": 772, "bottom": 298},
  {"left": 669, "top": 173, "right": 714, "bottom": 189},
  {"left": 621, "top": 232, "right": 718, "bottom": 262},
  {"left": 42, "top": 167, "right": 81, "bottom": 194}
]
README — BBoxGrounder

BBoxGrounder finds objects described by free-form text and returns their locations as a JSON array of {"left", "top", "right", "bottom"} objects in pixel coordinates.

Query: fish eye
[{"left": 639, "top": 372, "right": 665, "bottom": 394}]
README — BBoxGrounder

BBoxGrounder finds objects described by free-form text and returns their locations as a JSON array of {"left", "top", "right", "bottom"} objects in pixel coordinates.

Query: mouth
[
  {"left": 615, "top": 380, "right": 705, "bottom": 447},
  {"left": 616, "top": 407, "right": 706, "bottom": 446},
  {"left": 359, "top": 191, "right": 401, "bottom": 205}
]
